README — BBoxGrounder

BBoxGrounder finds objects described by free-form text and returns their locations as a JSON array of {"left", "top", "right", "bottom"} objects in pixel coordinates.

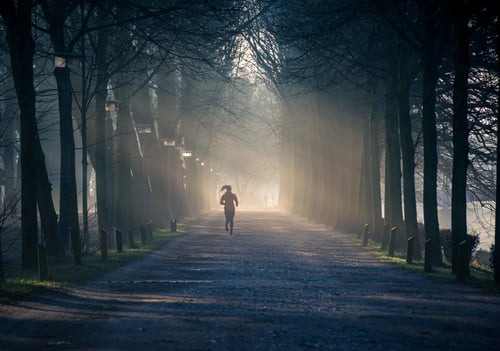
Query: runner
[{"left": 220, "top": 185, "right": 239, "bottom": 234}]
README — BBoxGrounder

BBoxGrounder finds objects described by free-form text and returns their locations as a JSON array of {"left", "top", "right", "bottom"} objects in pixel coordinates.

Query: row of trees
[
  {"left": 0, "top": 0, "right": 266, "bottom": 278},
  {"left": 261, "top": 0, "right": 499, "bottom": 281},
  {"left": 0, "top": 0, "right": 499, "bottom": 285}
]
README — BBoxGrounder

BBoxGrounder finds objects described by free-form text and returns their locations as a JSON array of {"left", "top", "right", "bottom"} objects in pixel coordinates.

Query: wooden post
[
  {"left": 38, "top": 244, "right": 48, "bottom": 281},
  {"left": 388, "top": 227, "right": 397, "bottom": 257},
  {"left": 115, "top": 228, "right": 123, "bottom": 253},
  {"left": 406, "top": 236, "right": 414, "bottom": 264},
  {"left": 363, "top": 224, "right": 369, "bottom": 246},
  {"left": 456, "top": 240, "right": 469, "bottom": 281},
  {"left": 424, "top": 239, "right": 432, "bottom": 272}
]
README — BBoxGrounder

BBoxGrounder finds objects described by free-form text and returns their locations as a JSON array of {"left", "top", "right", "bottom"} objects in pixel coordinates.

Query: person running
[{"left": 220, "top": 185, "right": 238, "bottom": 234}]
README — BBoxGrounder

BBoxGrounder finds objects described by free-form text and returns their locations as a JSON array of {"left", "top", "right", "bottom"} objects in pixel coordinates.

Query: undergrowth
[{"left": 353, "top": 236, "right": 499, "bottom": 295}]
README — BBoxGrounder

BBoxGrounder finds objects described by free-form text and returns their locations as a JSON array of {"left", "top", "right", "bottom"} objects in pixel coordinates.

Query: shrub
[
  {"left": 439, "top": 229, "right": 479, "bottom": 265},
  {"left": 474, "top": 249, "right": 490, "bottom": 267}
]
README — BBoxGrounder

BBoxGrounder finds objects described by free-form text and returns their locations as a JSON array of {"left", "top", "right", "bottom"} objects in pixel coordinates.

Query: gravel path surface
[{"left": 1, "top": 209, "right": 499, "bottom": 351}]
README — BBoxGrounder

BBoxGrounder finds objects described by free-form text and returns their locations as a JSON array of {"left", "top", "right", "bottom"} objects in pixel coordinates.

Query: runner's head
[{"left": 221, "top": 185, "right": 232, "bottom": 192}]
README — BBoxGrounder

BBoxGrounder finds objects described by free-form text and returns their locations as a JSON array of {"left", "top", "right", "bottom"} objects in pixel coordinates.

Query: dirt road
[{"left": 1, "top": 209, "right": 499, "bottom": 350}]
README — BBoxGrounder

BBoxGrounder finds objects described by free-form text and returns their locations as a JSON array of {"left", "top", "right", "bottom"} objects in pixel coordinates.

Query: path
[{"left": 0, "top": 209, "right": 499, "bottom": 350}]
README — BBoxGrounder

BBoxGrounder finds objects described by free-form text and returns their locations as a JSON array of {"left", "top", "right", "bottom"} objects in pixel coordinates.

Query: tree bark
[
  {"left": 94, "top": 21, "right": 110, "bottom": 235},
  {"left": 385, "top": 63, "right": 404, "bottom": 246},
  {"left": 495, "top": 8, "right": 500, "bottom": 284},
  {"left": 54, "top": 67, "right": 80, "bottom": 250},
  {"left": 35, "top": 136, "right": 63, "bottom": 259},
  {"left": 40, "top": 0, "right": 80, "bottom": 253},
  {"left": 422, "top": 8, "right": 445, "bottom": 267},
  {"left": 1, "top": 0, "right": 39, "bottom": 270},
  {"left": 114, "top": 73, "right": 133, "bottom": 239},
  {"left": 398, "top": 41, "right": 422, "bottom": 260},
  {"left": 368, "top": 81, "right": 383, "bottom": 242},
  {"left": 450, "top": 3, "right": 470, "bottom": 278}
]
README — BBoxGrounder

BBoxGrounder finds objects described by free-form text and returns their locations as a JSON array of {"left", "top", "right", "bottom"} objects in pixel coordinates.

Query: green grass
[
  {"left": 0, "top": 228, "right": 183, "bottom": 301},
  {"left": 353, "top": 236, "right": 499, "bottom": 295}
]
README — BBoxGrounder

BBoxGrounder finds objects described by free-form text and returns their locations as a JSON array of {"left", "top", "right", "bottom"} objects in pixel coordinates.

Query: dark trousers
[{"left": 225, "top": 210, "right": 235, "bottom": 229}]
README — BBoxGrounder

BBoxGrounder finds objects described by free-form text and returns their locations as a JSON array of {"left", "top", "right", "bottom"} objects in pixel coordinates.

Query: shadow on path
[{"left": 0, "top": 210, "right": 499, "bottom": 350}]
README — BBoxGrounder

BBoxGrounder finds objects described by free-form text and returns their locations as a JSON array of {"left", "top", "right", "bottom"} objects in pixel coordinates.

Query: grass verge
[
  {"left": 353, "top": 236, "right": 499, "bottom": 295},
  {"left": 0, "top": 228, "right": 183, "bottom": 302}
]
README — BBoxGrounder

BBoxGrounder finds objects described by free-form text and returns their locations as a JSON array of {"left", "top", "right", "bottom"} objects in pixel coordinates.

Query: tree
[
  {"left": 398, "top": 39, "right": 422, "bottom": 259},
  {"left": 448, "top": 0, "right": 472, "bottom": 279},
  {"left": 40, "top": 0, "right": 80, "bottom": 252},
  {"left": 0, "top": 0, "right": 39, "bottom": 270},
  {"left": 494, "top": 6, "right": 500, "bottom": 284}
]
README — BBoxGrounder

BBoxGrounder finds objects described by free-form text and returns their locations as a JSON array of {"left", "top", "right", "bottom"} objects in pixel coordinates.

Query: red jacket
[{"left": 220, "top": 192, "right": 238, "bottom": 211}]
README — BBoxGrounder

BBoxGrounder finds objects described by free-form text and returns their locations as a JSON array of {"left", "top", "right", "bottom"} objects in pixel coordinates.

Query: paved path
[{"left": 1, "top": 209, "right": 499, "bottom": 350}]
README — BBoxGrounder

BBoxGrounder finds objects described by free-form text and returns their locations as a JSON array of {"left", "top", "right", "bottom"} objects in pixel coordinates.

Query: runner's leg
[
  {"left": 224, "top": 210, "right": 229, "bottom": 231},
  {"left": 229, "top": 211, "right": 234, "bottom": 234}
]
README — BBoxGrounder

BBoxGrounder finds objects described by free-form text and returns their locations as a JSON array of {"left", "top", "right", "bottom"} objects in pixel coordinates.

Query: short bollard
[
  {"left": 362, "top": 224, "right": 369, "bottom": 246},
  {"left": 115, "top": 228, "right": 123, "bottom": 253},
  {"left": 100, "top": 229, "right": 108, "bottom": 261},
  {"left": 388, "top": 227, "right": 397, "bottom": 257},
  {"left": 424, "top": 238, "right": 432, "bottom": 272},
  {"left": 38, "top": 244, "right": 48, "bottom": 281},
  {"left": 170, "top": 218, "right": 177, "bottom": 233},
  {"left": 406, "top": 236, "right": 414, "bottom": 264},
  {"left": 456, "top": 240, "right": 469, "bottom": 281}
]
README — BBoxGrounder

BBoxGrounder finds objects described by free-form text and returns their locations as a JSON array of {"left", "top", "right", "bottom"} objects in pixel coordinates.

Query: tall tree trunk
[
  {"left": 398, "top": 42, "right": 422, "bottom": 260},
  {"left": 94, "top": 22, "right": 110, "bottom": 235},
  {"left": 1, "top": 0, "right": 39, "bottom": 270},
  {"left": 291, "top": 106, "right": 306, "bottom": 215},
  {"left": 278, "top": 108, "right": 293, "bottom": 210},
  {"left": 35, "top": 136, "right": 63, "bottom": 259},
  {"left": 422, "top": 8, "right": 445, "bottom": 268},
  {"left": 346, "top": 104, "right": 364, "bottom": 232},
  {"left": 1, "top": 89, "right": 18, "bottom": 200},
  {"left": 450, "top": 3, "right": 470, "bottom": 278},
  {"left": 495, "top": 9, "right": 500, "bottom": 284},
  {"left": 54, "top": 67, "right": 80, "bottom": 250},
  {"left": 114, "top": 73, "right": 133, "bottom": 239},
  {"left": 368, "top": 80, "right": 383, "bottom": 241},
  {"left": 317, "top": 92, "right": 334, "bottom": 224},
  {"left": 309, "top": 92, "right": 324, "bottom": 223},
  {"left": 358, "top": 117, "right": 371, "bottom": 228},
  {"left": 422, "top": 56, "right": 442, "bottom": 268},
  {"left": 385, "top": 64, "right": 404, "bottom": 246},
  {"left": 303, "top": 95, "right": 316, "bottom": 220},
  {"left": 41, "top": 0, "right": 80, "bottom": 253}
]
